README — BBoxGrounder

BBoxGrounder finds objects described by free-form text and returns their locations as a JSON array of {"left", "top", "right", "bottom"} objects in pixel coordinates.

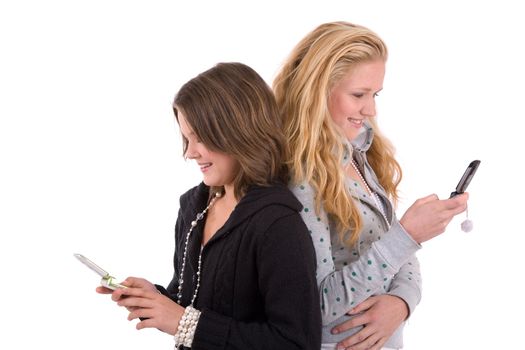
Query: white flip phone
[{"left": 74, "top": 253, "right": 126, "bottom": 290}]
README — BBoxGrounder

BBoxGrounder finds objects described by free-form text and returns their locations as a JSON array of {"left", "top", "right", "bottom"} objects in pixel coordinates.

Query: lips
[
  {"left": 199, "top": 162, "right": 212, "bottom": 172},
  {"left": 347, "top": 118, "right": 364, "bottom": 126}
]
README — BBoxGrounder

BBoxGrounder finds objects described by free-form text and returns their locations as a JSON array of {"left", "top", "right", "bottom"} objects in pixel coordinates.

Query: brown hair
[{"left": 174, "top": 62, "right": 287, "bottom": 199}]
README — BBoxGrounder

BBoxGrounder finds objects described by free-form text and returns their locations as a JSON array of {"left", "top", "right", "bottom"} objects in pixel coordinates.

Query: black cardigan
[{"left": 158, "top": 182, "right": 321, "bottom": 350}]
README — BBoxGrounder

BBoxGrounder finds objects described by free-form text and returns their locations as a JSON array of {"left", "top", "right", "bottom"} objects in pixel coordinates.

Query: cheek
[
  {"left": 228, "top": 159, "right": 241, "bottom": 175},
  {"left": 218, "top": 156, "right": 239, "bottom": 175},
  {"left": 330, "top": 94, "right": 353, "bottom": 117},
  {"left": 329, "top": 96, "right": 351, "bottom": 125},
  {"left": 197, "top": 143, "right": 215, "bottom": 158},
  {"left": 341, "top": 98, "right": 360, "bottom": 116},
  {"left": 330, "top": 114, "right": 347, "bottom": 129}
]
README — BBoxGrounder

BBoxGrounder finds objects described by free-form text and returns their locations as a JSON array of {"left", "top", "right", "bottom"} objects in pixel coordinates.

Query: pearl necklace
[
  {"left": 176, "top": 191, "right": 222, "bottom": 305},
  {"left": 350, "top": 160, "right": 391, "bottom": 230}
]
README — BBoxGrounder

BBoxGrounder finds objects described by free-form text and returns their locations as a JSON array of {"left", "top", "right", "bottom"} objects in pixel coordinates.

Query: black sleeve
[
  {"left": 156, "top": 207, "right": 184, "bottom": 301},
  {"left": 191, "top": 212, "right": 322, "bottom": 350}
]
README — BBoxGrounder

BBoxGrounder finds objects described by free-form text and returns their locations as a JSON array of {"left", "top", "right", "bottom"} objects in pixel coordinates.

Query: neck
[{"left": 221, "top": 184, "right": 239, "bottom": 207}]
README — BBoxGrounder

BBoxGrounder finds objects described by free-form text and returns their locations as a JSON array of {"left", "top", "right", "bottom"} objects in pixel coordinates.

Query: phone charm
[{"left": 461, "top": 205, "right": 473, "bottom": 232}]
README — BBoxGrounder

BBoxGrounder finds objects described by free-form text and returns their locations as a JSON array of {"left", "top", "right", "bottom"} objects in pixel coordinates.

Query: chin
[
  {"left": 202, "top": 179, "right": 214, "bottom": 186},
  {"left": 203, "top": 178, "right": 221, "bottom": 187},
  {"left": 345, "top": 132, "right": 358, "bottom": 141}
]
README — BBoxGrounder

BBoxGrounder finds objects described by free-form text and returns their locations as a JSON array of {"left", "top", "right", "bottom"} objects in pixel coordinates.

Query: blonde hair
[
  {"left": 174, "top": 62, "right": 287, "bottom": 200},
  {"left": 273, "top": 21, "right": 402, "bottom": 247}
]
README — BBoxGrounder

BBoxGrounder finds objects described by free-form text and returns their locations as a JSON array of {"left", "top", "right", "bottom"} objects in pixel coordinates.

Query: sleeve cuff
[
  {"left": 191, "top": 308, "right": 231, "bottom": 350},
  {"left": 373, "top": 220, "right": 421, "bottom": 269},
  {"left": 388, "top": 286, "right": 421, "bottom": 317}
]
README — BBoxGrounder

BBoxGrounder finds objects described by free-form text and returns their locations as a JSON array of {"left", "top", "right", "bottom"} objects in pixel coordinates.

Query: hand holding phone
[
  {"left": 450, "top": 160, "right": 480, "bottom": 198},
  {"left": 74, "top": 253, "right": 126, "bottom": 290}
]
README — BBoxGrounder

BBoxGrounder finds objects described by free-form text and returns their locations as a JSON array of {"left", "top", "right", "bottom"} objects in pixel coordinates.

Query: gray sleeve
[
  {"left": 318, "top": 219, "right": 421, "bottom": 325},
  {"left": 387, "top": 253, "right": 422, "bottom": 317},
  {"left": 291, "top": 182, "right": 334, "bottom": 286},
  {"left": 291, "top": 182, "right": 422, "bottom": 325}
]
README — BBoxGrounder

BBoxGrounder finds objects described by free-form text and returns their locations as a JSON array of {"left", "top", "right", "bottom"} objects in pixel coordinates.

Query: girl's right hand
[{"left": 399, "top": 193, "right": 469, "bottom": 243}]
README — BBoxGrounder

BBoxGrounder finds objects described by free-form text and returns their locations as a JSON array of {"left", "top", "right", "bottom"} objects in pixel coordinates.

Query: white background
[{"left": 1, "top": 1, "right": 523, "bottom": 349}]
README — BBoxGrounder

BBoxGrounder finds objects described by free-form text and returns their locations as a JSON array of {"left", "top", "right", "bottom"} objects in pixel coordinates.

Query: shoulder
[
  {"left": 289, "top": 180, "right": 315, "bottom": 204},
  {"left": 243, "top": 182, "right": 302, "bottom": 212},
  {"left": 177, "top": 183, "right": 210, "bottom": 225},
  {"left": 179, "top": 182, "right": 208, "bottom": 207},
  {"left": 242, "top": 183, "right": 306, "bottom": 233}
]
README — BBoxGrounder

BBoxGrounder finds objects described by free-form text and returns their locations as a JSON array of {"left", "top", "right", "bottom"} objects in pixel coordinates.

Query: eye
[
  {"left": 352, "top": 93, "right": 364, "bottom": 98},
  {"left": 184, "top": 132, "right": 202, "bottom": 144}
]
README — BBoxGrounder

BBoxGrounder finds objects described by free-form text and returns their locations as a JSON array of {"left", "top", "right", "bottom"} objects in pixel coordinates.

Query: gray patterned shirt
[{"left": 291, "top": 124, "right": 422, "bottom": 348}]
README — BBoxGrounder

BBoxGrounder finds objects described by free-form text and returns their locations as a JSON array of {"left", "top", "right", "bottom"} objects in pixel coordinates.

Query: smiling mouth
[
  {"left": 347, "top": 118, "right": 364, "bottom": 126},
  {"left": 199, "top": 163, "right": 212, "bottom": 171}
]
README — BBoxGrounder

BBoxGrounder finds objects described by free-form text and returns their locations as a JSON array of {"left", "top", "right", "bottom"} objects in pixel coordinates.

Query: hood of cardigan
[
  {"left": 179, "top": 181, "right": 302, "bottom": 233},
  {"left": 351, "top": 121, "right": 374, "bottom": 153},
  {"left": 341, "top": 121, "right": 374, "bottom": 168}
]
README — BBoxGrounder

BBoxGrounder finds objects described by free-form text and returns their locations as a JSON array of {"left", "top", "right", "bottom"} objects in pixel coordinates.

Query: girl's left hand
[
  {"left": 332, "top": 295, "right": 408, "bottom": 350},
  {"left": 112, "top": 277, "right": 185, "bottom": 335}
]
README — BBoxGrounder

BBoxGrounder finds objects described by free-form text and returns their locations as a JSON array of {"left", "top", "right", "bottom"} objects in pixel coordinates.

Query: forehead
[
  {"left": 176, "top": 110, "right": 194, "bottom": 136},
  {"left": 336, "top": 60, "right": 385, "bottom": 88}
]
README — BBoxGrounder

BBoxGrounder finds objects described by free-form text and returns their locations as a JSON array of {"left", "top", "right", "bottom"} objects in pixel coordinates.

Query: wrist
[
  {"left": 386, "top": 294, "right": 409, "bottom": 319},
  {"left": 398, "top": 218, "right": 419, "bottom": 244},
  {"left": 174, "top": 306, "right": 201, "bottom": 348}
]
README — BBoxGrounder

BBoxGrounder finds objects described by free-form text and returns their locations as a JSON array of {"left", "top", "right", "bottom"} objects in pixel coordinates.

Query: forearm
[
  {"left": 319, "top": 220, "right": 421, "bottom": 325},
  {"left": 387, "top": 254, "right": 422, "bottom": 317},
  {"left": 193, "top": 308, "right": 317, "bottom": 350}
]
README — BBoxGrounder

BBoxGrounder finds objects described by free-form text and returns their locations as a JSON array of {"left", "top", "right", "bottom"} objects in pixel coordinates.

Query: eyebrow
[
  {"left": 354, "top": 87, "right": 383, "bottom": 93},
  {"left": 181, "top": 130, "right": 199, "bottom": 142}
]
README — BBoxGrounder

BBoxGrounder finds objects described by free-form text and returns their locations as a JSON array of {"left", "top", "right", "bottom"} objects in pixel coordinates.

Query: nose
[
  {"left": 185, "top": 141, "right": 200, "bottom": 160},
  {"left": 361, "top": 98, "right": 376, "bottom": 118}
]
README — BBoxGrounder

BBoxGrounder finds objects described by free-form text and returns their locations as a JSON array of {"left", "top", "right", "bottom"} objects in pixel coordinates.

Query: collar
[
  {"left": 351, "top": 121, "right": 374, "bottom": 153},
  {"left": 342, "top": 121, "right": 374, "bottom": 167}
]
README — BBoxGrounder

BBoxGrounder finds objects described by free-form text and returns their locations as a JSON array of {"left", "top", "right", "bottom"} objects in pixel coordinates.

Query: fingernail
[
  {"left": 337, "top": 346, "right": 345, "bottom": 350},
  {"left": 331, "top": 328, "right": 339, "bottom": 334}
]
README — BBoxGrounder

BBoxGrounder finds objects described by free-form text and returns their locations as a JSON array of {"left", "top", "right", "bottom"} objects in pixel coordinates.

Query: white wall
[{"left": 1, "top": 1, "right": 523, "bottom": 349}]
